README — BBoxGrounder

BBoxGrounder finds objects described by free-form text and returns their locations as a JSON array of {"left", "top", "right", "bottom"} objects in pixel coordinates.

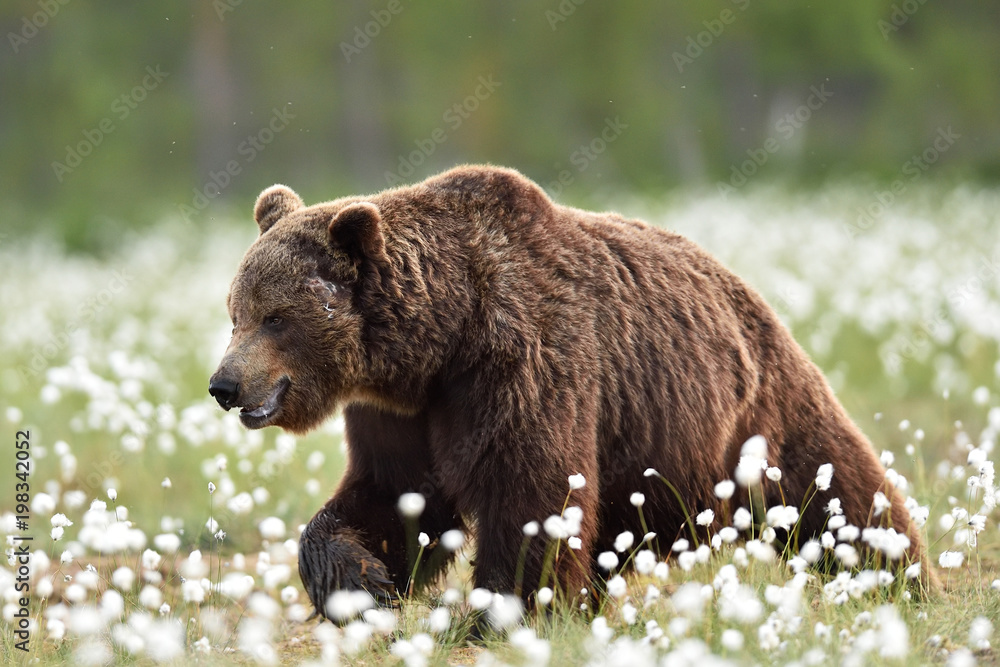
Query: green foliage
[{"left": 1, "top": 0, "right": 998, "bottom": 248}]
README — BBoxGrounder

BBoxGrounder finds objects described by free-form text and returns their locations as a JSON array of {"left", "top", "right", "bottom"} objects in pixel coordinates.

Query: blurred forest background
[{"left": 2, "top": 0, "right": 998, "bottom": 250}]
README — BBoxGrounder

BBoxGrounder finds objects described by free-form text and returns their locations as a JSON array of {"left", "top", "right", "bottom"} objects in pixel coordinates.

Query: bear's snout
[{"left": 208, "top": 376, "right": 240, "bottom": 411}]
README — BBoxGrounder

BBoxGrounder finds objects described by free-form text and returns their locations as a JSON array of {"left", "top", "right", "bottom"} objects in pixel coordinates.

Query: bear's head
[{"left": 208, "top": 184, "right": 390, "bottom": 433}]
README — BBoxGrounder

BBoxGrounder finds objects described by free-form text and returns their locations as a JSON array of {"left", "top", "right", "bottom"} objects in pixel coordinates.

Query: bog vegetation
[{"left": 2, "top": 186, "right": 1000, "bottom": 665}]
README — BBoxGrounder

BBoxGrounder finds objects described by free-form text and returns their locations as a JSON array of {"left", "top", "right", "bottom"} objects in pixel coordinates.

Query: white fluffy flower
[
  {"left": 468, "top": 588, "right": 493, "bottom": 610},
  {"left": 938, "top": 551, "right": 964, "bottom": 569},
  {"left": 397, "top": 493, "right": 425, "bottom": 518},
  {"left": 735, "top": 435, "right": 767, "bottom": 487},
  {"left": 696, "top": 509, "right": 715, "bottom": 526},
  {"left": 543, "top": 515, "right": 568, "bottom": 539},
  {"left": 598, "top": 551, "right": 620, "bottom": 571},
  {"left": 635, "top": 550, "right": 656, "bottom": 575},
  {"left": 630, "top": 492, "right": 645, "bottom": 507},
  {"left": 440, "top": 529, "right": 464, "bottom": 551},
  {"left": 721, "top": 628, "right": 744, "bottom": 651},
  {"left": 568, "top": 473, "right": 586, "bottom": 490},
  {"left": 714, "top": 480, "right": 736, "bottom": 500},
  {"left": 258, "top": 516, "right": 286, "bottom": 540},
  {"left": 733, "top": 507, "right": 752, "bottom": 530},
  {"left": 815, "top": 463, "right": 834, "bottom": 491},
  {"left": 606, "top": 575, "right": 627, "bottom": 599},
  {"left": 872, "top": 491, "right": 892, "bottom": 517},
  {"left": 614, "top": 531, "right": 634, "bottom": 553},
  {"left": 766, "top": 505, "right": 799, "bottom": 530}
]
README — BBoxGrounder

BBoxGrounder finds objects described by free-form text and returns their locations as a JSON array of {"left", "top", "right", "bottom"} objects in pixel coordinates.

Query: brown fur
[{"left": 209, "top": 165, "right": 933, "bottom": 617}]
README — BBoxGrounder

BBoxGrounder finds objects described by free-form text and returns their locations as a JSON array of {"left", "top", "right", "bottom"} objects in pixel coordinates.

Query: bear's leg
[
  {"left": 463, "top": 437, "right": 599, "bottom": 604},
  {"left": 471, "top": 490, "right": 596, "bottom": 602},
  {"left": 775, "top": 427, "right": 937, "bottom": 591},
  {"left": 298, "top": 405, "right": 463, "bottom": 620}
]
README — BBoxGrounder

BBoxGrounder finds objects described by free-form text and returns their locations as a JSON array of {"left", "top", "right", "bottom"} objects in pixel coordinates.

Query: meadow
[{"left": 2, "top": 184, "right": 1000, "bottom": 665}]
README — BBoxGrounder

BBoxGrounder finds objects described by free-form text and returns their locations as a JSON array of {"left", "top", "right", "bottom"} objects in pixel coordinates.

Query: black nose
[{"left": 209, "top": 378, "right": 240, "bottom": 411}]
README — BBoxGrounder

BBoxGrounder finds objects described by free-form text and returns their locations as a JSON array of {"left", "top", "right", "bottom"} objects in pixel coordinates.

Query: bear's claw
[{"left": 298, "top": 528, "right": 398, "bottom": 621}]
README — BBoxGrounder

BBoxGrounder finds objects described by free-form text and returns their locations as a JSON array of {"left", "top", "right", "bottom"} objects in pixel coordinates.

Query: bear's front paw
[{"left": 298, "top": 525, "right": 397, "bottom": 621}]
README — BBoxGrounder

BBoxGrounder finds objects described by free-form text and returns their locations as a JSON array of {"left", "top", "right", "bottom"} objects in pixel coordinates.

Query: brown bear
[{"left": 209, "top": 165, "right": 931, "bottom": 619}]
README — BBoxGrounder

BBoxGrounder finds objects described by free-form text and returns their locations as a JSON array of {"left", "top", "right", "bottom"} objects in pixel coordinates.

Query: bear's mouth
[{"left": 239, "top": 377, "right": 290, "bottom": 429}]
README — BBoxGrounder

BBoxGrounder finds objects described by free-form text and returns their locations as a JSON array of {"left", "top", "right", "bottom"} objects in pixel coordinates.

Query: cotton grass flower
[
  {"left": 629, "top": 492, "right": 645, "bottom": 507},
  {"left": 735, "top": 435, "right": 767, "bottom": 487},
  {"left": 721, "top": 628, "right": 744, "bottom": 651},
  {"left": 111, "top": 566, "right": 135, "bottom": 590},
  {"left": 969, "top": 616, "right": 993, "bottom": 649},
  {"left": 396, "top": 492, "right": 425, "bottom": 518},
  {"left": 733, "top": 507, "right": 752, "bottom": 531},
  {"left": 325, "top": 590, "right": 375, "bottom": 623},
  {"left": 440, "top": 529, "right": 464, "bottom": 551},
  {"left": 695, "top": 509, "right": 714, "bottom": 526},
  {"left": 258, "top": 516, "right": 286, "bottom": 540},
  {"left": 714, "top": 479, "right": 735, "bottom": 499},
  {"left": 614, "top": 531, "right": 634, "bottom": 552},
  {"left": 635, "top": 549, "right": 656, "bottom": 575},
  {"left": 543, "top": 515, "right": 568, "bottom": 539},
  {"left": 487, "top": 594, "right": 523, "bottom": 630},
  {"left": 426, "top": 607, "right": 450, "bottom": 633},
  {"left": 598, "top": 551, "right": 620, "bottom": 571},
  {"left": 606, "top": 575, "right": 627, "bottom": 599},
  {"left": 815, "top": 463, "right": 834, "bottom": 491},
  {"left": 938, "top": 551, "right": 964, "bottom": 569},
  {"left": 568, "top": 473, "right": 586, "bottom": 490},
  {"left": 468, "top": 588, "right": 493, "bottom": 610},
  {"left": 872, "top": 491, "right": 892, "bottom": 516},
  {"left": 678, "top": 551, "right": 697, "bottom": 571}
]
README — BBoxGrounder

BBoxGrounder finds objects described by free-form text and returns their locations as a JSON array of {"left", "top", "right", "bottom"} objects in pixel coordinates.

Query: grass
[{"left": 2, "top": 183, "right": 1000, "bottom": 665}]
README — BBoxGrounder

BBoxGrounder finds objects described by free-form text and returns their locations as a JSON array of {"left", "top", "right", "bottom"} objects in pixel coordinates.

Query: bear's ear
[
  {"left": 328, "top": 202, "right": 386, "bottom": 263},
  {"left": 254, "top": 185, "right": 304, "bottom": 235}
]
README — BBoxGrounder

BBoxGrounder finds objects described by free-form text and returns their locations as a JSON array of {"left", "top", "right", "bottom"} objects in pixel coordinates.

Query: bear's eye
[{"left": 264, "top": 315, "right": 284, "bottom": 328}]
